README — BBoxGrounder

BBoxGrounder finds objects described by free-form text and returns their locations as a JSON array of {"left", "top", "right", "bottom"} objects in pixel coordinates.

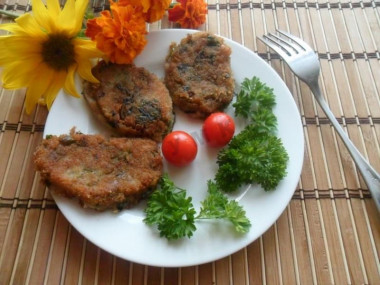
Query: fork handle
[{"left": 309, "top": 82, "right": 380, "bottom": 211}]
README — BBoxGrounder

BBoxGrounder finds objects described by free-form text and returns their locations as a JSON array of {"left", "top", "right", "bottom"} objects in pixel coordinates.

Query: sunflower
[{"left": 0, "top": 0, "right": 103, "bottom": 114}]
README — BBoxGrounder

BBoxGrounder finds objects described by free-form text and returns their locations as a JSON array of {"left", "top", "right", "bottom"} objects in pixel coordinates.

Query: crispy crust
[
  {"left": 33, "top": 129, "right": 163, "bottom": 211},
  {"left": 83, "top": 61, "right": 174, "bottom": 142},
  {"left": 164, "top": 32, "right": 235, "bottom": 118}
]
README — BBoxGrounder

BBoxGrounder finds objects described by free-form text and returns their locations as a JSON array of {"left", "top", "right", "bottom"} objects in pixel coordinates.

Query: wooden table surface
[{"left": 0, "top": 0, "right": 379, "bottom": 284}]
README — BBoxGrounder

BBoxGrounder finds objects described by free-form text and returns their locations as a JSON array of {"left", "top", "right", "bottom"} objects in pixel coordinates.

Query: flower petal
[
  {"left": 76, "top": 58, "right": 98, "bottom": 83},
  {"left": 44, "top": 71, "right": 66, "bottom": 109},
  {"left": 31, "top": 0, "right": 55, "bottom": 33},
  {"left": 59, "top": 0, "right": 77, "bottom": 34},
  {"left": 1, "top": 58, "right": 41, "bottom": 88},
  {"left": 63, "top": 64, "right": 81, "bottom": 98},
  {"left": 73, "top": 39, "right": 102, "bottom": 82},
  {"left": 0, "top": 36, "right": 42, "bottom": 65},
  {"left": 46, "top": 0, "right": 61, "bottom": 18},
  {"left": 74, "top": 0, "right": 90, "bottom": 33},
  {"left": 0, "top": 21, "right": 25, "bottom": 34},
  {"left": 74, "top": 38, "right": 103, "bottom": 58},
  {"left": 168, "top": 4, "right": 185, "bottom": 22},
  {"left": 15, "top": 13, "right": 46, "bottom": 37},
  {"left": 24, "top": 63, "right": 55, "bottom": 114}
]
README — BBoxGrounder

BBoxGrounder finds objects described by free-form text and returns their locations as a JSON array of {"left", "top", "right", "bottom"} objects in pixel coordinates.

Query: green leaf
[
  {"left": 216, "top": 128, "right": 289, "bottom": 192},
  {"left": 144, "top": 174, "right": 196, "bottom": 240},
  {"left": 197, "top": 181, "right": 251, "bottom": 233},
  {"left": 144, "top": 176, "right": 251, "bottom": 239},
  {"left": 215, "top": 76, "right": 289, "bottom": 193},
  {"left": 233, "top": 76, "right": 276, "bottom": 119}
]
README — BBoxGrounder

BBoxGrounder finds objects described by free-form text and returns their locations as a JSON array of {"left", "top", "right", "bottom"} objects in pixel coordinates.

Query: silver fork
[{"left": 259, "top": 30, "right": 380, "bottom": 212}]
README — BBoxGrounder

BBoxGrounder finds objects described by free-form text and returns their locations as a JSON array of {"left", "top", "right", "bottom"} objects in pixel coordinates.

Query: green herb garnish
[
  {"left": 198, "top": 180, "right": 251, "bottom": 233},
  {"left": 144, "top": 174, "right": 251, "bottom": 240},
  {"left": 215, "top": 76, "right": 289, "bottom": 192},
  {"left": 144, "top": 174, "right": 196, "bottom": 240},
  {"left": 215, "top": 125, "right": 289, "bottom": 191},
  {"left": 233, "top": 76, "right": 276, "bottom": 119}
]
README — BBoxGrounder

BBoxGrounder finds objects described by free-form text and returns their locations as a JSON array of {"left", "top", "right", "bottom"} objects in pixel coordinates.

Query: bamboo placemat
[{"left": 1, "top": 0, "right": 379, "bottom": 284}]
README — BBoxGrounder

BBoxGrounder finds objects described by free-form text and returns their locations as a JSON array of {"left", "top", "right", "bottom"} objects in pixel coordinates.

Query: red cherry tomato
[
  {"left": 203, "top": 112, "right": 235, "bottom": 147},
  {"left": 162, "top": 131, "right": 198, "bottom": 166}
]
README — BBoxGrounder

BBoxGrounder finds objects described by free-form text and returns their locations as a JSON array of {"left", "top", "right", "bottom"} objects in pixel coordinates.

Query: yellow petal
[
  {"left": 15, "top": 13, "right": 45, "bottom": 37},
  {"left": 58, "top": 0, "right": 77, "bottom": 34},
  {"left": 25, "top": 88, "right": 42, "bottom": 114},
  {"left": 0, "top": 35, "right": 42, "bottom": 54},
  {"left": 76, "top": 58, "right": 98, "bottom": 83},
  {"left": 0, "top": 50, "right": 40, "bottom": 66},
  {"left": 74, "top": 0, "right": 89, "bottom": 33},
  {"left": 44, "top": 71, "right": 66, "bottom": 109},
  {"left": 0, "top": 22, "right": 25, "bottom": 34},
  {"left": 47, "top": 0, "right": 61, "bottom": 18},
  {"left": 63, "top": 64, "right": 81, "bottom": 98},
  {"left": 1, "top": 58, "right": 41, "bottom": 88},
  {"left": 32, "top": 0, "right": 59, "bottom": 33},
  {"left": 25, "top": 63, "right": 54, "bottom": 114},
  {"left": 0, "top": 36, "right": 42, "bottom": 65},
  {"left": 74, "top": 38, "right": 103, "bottom": 58},
  {"left": 32, "top": 0, "right": 49, "bottom": 27}
]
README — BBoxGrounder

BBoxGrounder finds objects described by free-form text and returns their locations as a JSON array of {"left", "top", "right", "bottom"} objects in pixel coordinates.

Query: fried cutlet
[
  {"left": 33, "top": 129, "right": 163, "bottom": 211},
  {"left": 82, "top": 61, "right": 174, "bottom": 142},
  {"left": 164, "top": 32, "right": 235, "bottom": 118}
]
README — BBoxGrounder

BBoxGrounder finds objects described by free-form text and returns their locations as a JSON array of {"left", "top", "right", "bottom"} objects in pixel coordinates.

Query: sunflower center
[{"left": 41, "top": 34, "right": 76, "bottom": 71}]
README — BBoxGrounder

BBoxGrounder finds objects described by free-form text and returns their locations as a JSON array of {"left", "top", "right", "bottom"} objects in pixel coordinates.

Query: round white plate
[{"left": 44, "top": 29, "right": 304, "bottom": 267}]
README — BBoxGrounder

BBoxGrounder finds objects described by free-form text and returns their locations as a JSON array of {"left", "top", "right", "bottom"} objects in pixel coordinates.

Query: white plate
[{"left": 44, "top": 29, "right": 304, "bottom": 267}]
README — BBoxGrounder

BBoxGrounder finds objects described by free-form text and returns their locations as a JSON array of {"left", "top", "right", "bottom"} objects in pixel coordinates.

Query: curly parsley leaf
[
  {"left": 233, "top": 76, "right": 276, "bottom": 119},
  {"left": 144, "top": 176, "right": 251, "bottom": 239},
  {"left": 250, "top": 108, "right": 278, "bottom": 135},
  {"left": 144, "top": 174, "right": 196, "bottom": 240},
  {"left": 197, "top": 181, "right": 251, "bottom": 233},
  {"left": 215, "top": 77, "right": 289, "bottom": 192},
  {"left": 216, "top": 127, "right": 289, "bottom": 192}
]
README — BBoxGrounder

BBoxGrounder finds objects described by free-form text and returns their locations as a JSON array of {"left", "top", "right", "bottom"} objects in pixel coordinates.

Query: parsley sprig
[
  {"left": 144, "top": 174, "right": 251, "bottom": 240},
  {"left": 144, "top": 174, "right": 196, "bottom": 240},
  {"left": 198, "top": 181, "right": 251, "bottom": 233},
  {"left": 233, "top": 76, "right": 276, "bottom": 119},
  {"left": 215, "top": 125, "right": 289, "bottom": 191},
  {"left": 215, "top": 76, "right": 289, "bottom": 192}
]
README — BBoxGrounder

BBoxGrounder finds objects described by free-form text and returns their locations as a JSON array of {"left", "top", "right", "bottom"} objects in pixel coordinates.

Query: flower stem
[{"left": 0, "top": 10, "right": 20, "bottom": 19}]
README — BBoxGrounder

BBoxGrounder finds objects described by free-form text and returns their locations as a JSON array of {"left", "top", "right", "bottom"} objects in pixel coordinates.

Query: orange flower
[
  {"left": 119, "top": 0, "right": 171, "bottom": 23},
  {"left": 168, "top": 0, "right": 207, "bottom": 29},
  {"left": 85, "top": 1, "right": 147, "bottom": 64}
]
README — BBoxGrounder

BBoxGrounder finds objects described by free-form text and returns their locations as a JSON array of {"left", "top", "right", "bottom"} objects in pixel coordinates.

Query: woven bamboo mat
[{"left": 1, "top": 0, "right": 380, "bottom": 284}]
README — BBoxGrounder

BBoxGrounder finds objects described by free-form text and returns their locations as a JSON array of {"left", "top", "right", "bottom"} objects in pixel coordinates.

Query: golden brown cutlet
[
  {"left": 83, "top": 61, "right": 174, "bottom": 142},
  {"left": 33, "top": 129, "right": 163, "bottom": 211},
  {"left": 165, "top": 32, "right": 235, "bottom": 118}
]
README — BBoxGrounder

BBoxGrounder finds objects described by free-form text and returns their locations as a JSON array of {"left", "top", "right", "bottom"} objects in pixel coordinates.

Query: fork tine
[
  {"left": 276, "top": 29, "right": 314, "bottom": 52},
  {"left": 258, "top": 35, "right": 291, "bottom": 60},
  {"left": 268, "top": 33, "right": 304, "bottom": 54}
]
